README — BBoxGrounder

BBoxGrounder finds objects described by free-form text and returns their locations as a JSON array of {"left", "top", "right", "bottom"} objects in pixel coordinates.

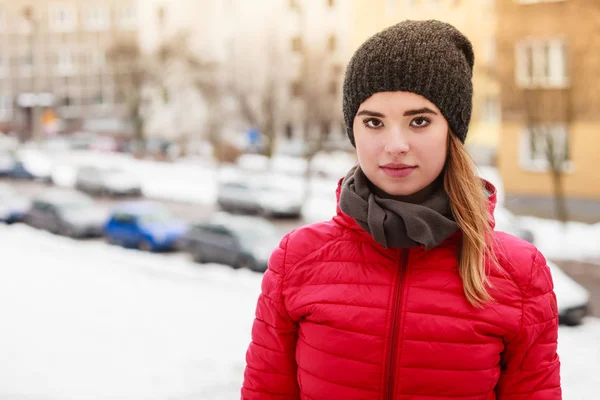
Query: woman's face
[{"left": 353, "top": 91, "right": 449, "bottom": 197}]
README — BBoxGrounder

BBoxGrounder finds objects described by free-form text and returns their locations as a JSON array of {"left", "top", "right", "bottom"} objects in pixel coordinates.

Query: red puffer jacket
[{"left": 242, "top": 181, "right": 561, "bottom": 400}]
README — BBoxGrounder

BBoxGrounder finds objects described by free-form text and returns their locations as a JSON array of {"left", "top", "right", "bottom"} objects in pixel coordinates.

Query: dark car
[
  {"left": 0, "top": 184, "right": 30, "bottom": 224},
  {"left": 104, "top": 202, "right": 187, "bottom": 252},
  {"left": 23, "top": 190, "right": 108, "bottom": 238},
  {"left": 181, "top": 213, "right": 281, "bottom": 272}
]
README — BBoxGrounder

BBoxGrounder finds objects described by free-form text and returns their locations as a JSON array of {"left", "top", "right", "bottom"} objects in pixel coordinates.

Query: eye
[
  {"left": 411, "top": 116, "right": 431, "bottom": 128},
  {"left": 363, "top": 118, "right": 383, "bottom": 129}
]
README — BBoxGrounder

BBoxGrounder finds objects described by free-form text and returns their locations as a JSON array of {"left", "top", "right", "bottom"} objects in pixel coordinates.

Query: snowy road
[{"left": 1, "top": 224, "right": 599, "bottom": 399}]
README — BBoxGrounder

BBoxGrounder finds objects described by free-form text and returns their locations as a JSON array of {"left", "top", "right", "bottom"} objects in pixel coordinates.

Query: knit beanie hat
[{"left": 343, "top": 20, "right": 474, "bottom": 146}]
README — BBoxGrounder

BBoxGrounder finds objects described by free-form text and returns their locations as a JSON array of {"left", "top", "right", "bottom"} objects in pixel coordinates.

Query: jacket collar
[{"left": 332, "top": 177, "right": 498, "bottom": 251}]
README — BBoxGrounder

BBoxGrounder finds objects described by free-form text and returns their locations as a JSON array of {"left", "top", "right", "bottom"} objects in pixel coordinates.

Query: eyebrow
[
  {"left": 403, "top": 107, "right": 438, "bottom": 116},
  {"left": 356, "top": 107, "right": 438, "bottom": 118}
]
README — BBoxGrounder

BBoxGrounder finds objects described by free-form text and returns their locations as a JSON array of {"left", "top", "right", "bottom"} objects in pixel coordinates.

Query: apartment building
[
  {"left": 497, "top": 0, "right": 600, "bottom": 221},
  {"left": 0, "top": 0, "right": 138, "bottom": 140}
]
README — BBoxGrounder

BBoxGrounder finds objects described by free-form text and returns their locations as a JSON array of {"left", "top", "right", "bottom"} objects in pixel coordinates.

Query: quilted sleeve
[
  {"left": 241, "top": 234, "right": 300, "bottom": 400},
  {"left": 496, "top": 250, "right": 562, "bottom": 399}
]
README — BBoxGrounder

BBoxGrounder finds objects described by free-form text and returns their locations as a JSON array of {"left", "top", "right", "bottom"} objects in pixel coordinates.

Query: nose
[{"left": 384, "top": 127, "right": 410, "bottom": 154}]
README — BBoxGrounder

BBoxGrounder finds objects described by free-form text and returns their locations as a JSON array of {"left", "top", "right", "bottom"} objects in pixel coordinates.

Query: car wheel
[
  {"left": 562, "top": 307, "right": 587, "bottom": 326},
  {"left": 235, "top": 255, "right": 255, "bottom": 270},
  {"left": 106, "top": 235, "right": 122, "bottom": 247},
  {"left": 192, "top": 248, "right": 204, "bottom": 264},
  {"left": 61, "top": 225, "right": 78, "bottom": 239},
  {"left": 138, "top": 239, "right": 154, "bottom": 252}
]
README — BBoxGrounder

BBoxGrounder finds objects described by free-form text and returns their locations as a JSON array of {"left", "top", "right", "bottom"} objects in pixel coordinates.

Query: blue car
[{"left": 104, "top": 202, "right": 188, "bottom": 252}]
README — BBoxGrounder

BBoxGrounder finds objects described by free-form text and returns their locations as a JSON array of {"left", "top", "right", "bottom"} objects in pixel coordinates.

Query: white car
[
  {"left": 75, "top": 165, "right": 142, "bottom": 197},
  {"left": 217, "top": 179, "right": 303, "bottom": 218},
  {"left": 548, "top": 261, "right": 590, "bottom": 326}
]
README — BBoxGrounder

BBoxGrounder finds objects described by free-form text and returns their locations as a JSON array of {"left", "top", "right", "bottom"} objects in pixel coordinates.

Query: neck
[{"left": 370, "top": 176, "right": 443, "bottom": 204}]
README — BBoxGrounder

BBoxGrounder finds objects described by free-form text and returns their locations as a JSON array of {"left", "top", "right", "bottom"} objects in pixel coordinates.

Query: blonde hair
[{"left": 444, "top": 133, "right": 498, "bottom": 307}]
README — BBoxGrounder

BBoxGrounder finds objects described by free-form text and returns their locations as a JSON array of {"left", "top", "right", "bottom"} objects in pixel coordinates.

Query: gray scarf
[{"left": 339, "top": 166, "right": 459, "bottom": 249}]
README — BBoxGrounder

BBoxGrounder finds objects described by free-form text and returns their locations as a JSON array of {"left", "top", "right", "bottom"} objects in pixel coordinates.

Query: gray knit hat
[{"left": 343, "top": 20, "right": 474, "bottom": 146}]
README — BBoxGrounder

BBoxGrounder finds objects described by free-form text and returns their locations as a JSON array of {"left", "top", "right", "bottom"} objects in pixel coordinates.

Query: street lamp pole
[{"left": 23, "top": 7, "right": 42, "bottom": 144}]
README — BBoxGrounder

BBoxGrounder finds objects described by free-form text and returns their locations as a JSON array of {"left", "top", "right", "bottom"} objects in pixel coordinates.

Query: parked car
[
  {"left": 104, "top": 202, "right": 187, "bottom": 252},
  {"left": 75, "top": 165, "right": 142, "bottom": 197},
  {"left": 548, "top": 261, "right": 590, "bottom": 326},
  {"left": 0, "top": 151, "right": 16, "bottom": 176},
  {"left": 494, "top": 205, "right": 535, "bottom": 244},
  {"left": 23, "top": 190, "right": 108, "bottom": 238},
  {"left": 0, "top": 184, "right": 30, "bottom": 224},
  {"left": 217, "top": 178, "right": 303, "bottom": 218},
  {"left": 8, "top": 151, "right": 53, "bottom": 182},
  {"left": 181, "top": 213, "right": 281, "bottom": 272}
]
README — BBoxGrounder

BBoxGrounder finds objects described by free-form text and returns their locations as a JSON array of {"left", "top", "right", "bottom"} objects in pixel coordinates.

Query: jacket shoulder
[
  {"left": 282, "top": 219, "right": 350, "bottom": 268},
  {"left": 492, "top": 231, "right": 550, "bottom": 295}
]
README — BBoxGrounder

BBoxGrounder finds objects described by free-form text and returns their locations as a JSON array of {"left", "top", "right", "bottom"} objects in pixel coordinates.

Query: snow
[
  {"left": 521, "top": 216, "right": 600, "bottom": 263},
  {"left": 0, "top": 224, "right": 598, "bottom": 399}
]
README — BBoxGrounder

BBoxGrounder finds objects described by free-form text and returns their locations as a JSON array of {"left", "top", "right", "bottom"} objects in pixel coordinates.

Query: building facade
[
  {"left": 496, "top": 0, "right": 600, "bottom": 221},
  {"left": 0, "top": 0, "right": 139, "bottom": 140},
  {"left": 350, "top": 0, "right": 500, "bottom": 158}
]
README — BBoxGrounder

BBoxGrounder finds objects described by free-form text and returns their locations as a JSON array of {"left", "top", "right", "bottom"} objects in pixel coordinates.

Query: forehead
[{"left": 357, "top": 91, "right": 440, "bottom": 114}]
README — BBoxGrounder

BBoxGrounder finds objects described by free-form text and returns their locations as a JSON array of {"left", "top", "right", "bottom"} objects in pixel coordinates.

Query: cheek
[{"left": 422, "top": 134, "right": 448, "bottom": 171}]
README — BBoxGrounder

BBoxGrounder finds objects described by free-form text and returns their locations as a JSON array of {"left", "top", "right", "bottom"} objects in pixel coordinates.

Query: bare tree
[
  {"left": 300, "top": 47, "right": 343, "bottom": 166},
  {"left": 233, "top": 34, "right": 281, "bottom": 159},
  {"left": 106, "top": 38, "right": 147, "bottom": 142},
  {"left": 107, "top": 32, "right": 225, "bottom": 157},
  {"left": 521, "top": 89, "right": 570, "bottom": 222}
]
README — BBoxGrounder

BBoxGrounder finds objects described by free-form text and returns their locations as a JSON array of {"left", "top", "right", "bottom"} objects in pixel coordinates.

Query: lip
[{"left": 380, "top": 163, "right": 417, "bottom": 178}]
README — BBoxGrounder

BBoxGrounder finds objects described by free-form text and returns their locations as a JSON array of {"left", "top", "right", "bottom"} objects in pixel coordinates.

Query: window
[
  {"left": 0, "top": 7, "right": 5, "bottom": 31},
  {"left": 516, "top": 39, "right": 568, "bottom": 88},
  {"left": 517, "top": 0, "right": 565, "bottom": 4},
  {"left": 21, "top": 52, "right": 33, "bottom": 76},
  {"left": 329, "top": 80, "right": 337, "bottom": 96},
  {"left": 327, "top": 35, "right": 337, "bottom": 52},
  {"left": 481, "top": 96, "right": 500, "bottom": 123},
  {"left": 0, "top": 95, "right": 12, "bottom": 119},
  {"left": 58, "top": 48, "right": 75, "bottom": 75},
  {"left": 50, "top": 4, "right": 76, "bottom": 32},
  {"left": 520, "top": 124, "right": 571, "bottom": 172},
  {"left": 92, "top": 51, "right": 105, "bottom": 68},
  {"left": 85, "top": 6, "right": 110, "bottom": 31},
  {"left": 117, "top": 5, "right": 137, "bottom": 30},
  {"left": 291, "top": 81, "right": 302, "bottom": 97},
  {"left": 291, "top": 36, "right": 303, "bottom": 52},
  {"left": 483, "top": 37, "right": 496, "bottom": 67}
]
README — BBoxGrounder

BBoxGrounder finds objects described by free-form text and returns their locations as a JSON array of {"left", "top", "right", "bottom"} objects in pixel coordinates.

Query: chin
[{"left": 378, "top": 180, "right": 421, "bottom": 197}]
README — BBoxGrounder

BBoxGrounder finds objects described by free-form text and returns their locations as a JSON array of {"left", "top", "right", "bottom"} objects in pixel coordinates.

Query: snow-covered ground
[{"left": 0, "top": 224, "right": 598, "bottom": 399}]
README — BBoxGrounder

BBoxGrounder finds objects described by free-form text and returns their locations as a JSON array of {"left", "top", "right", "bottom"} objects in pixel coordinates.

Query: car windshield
[
  {"left": 138, "top": 210, "right": 174, "bottom": 224},
  {"left": 232, "top": 220, "right": 279, "bottom": 248},
  {"left": 57, "top": 198, "right": 95, "bottom": 212}
]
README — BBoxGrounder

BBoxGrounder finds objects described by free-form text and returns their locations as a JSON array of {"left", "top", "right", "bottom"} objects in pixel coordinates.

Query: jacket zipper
[{"left": 384, "top": 249, "right": 409, "bottom": 400}]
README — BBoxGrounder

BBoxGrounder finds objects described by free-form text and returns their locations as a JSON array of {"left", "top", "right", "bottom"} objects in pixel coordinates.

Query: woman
[{"left": 242, "top": 20, "right": 561, "bottom": 399}]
